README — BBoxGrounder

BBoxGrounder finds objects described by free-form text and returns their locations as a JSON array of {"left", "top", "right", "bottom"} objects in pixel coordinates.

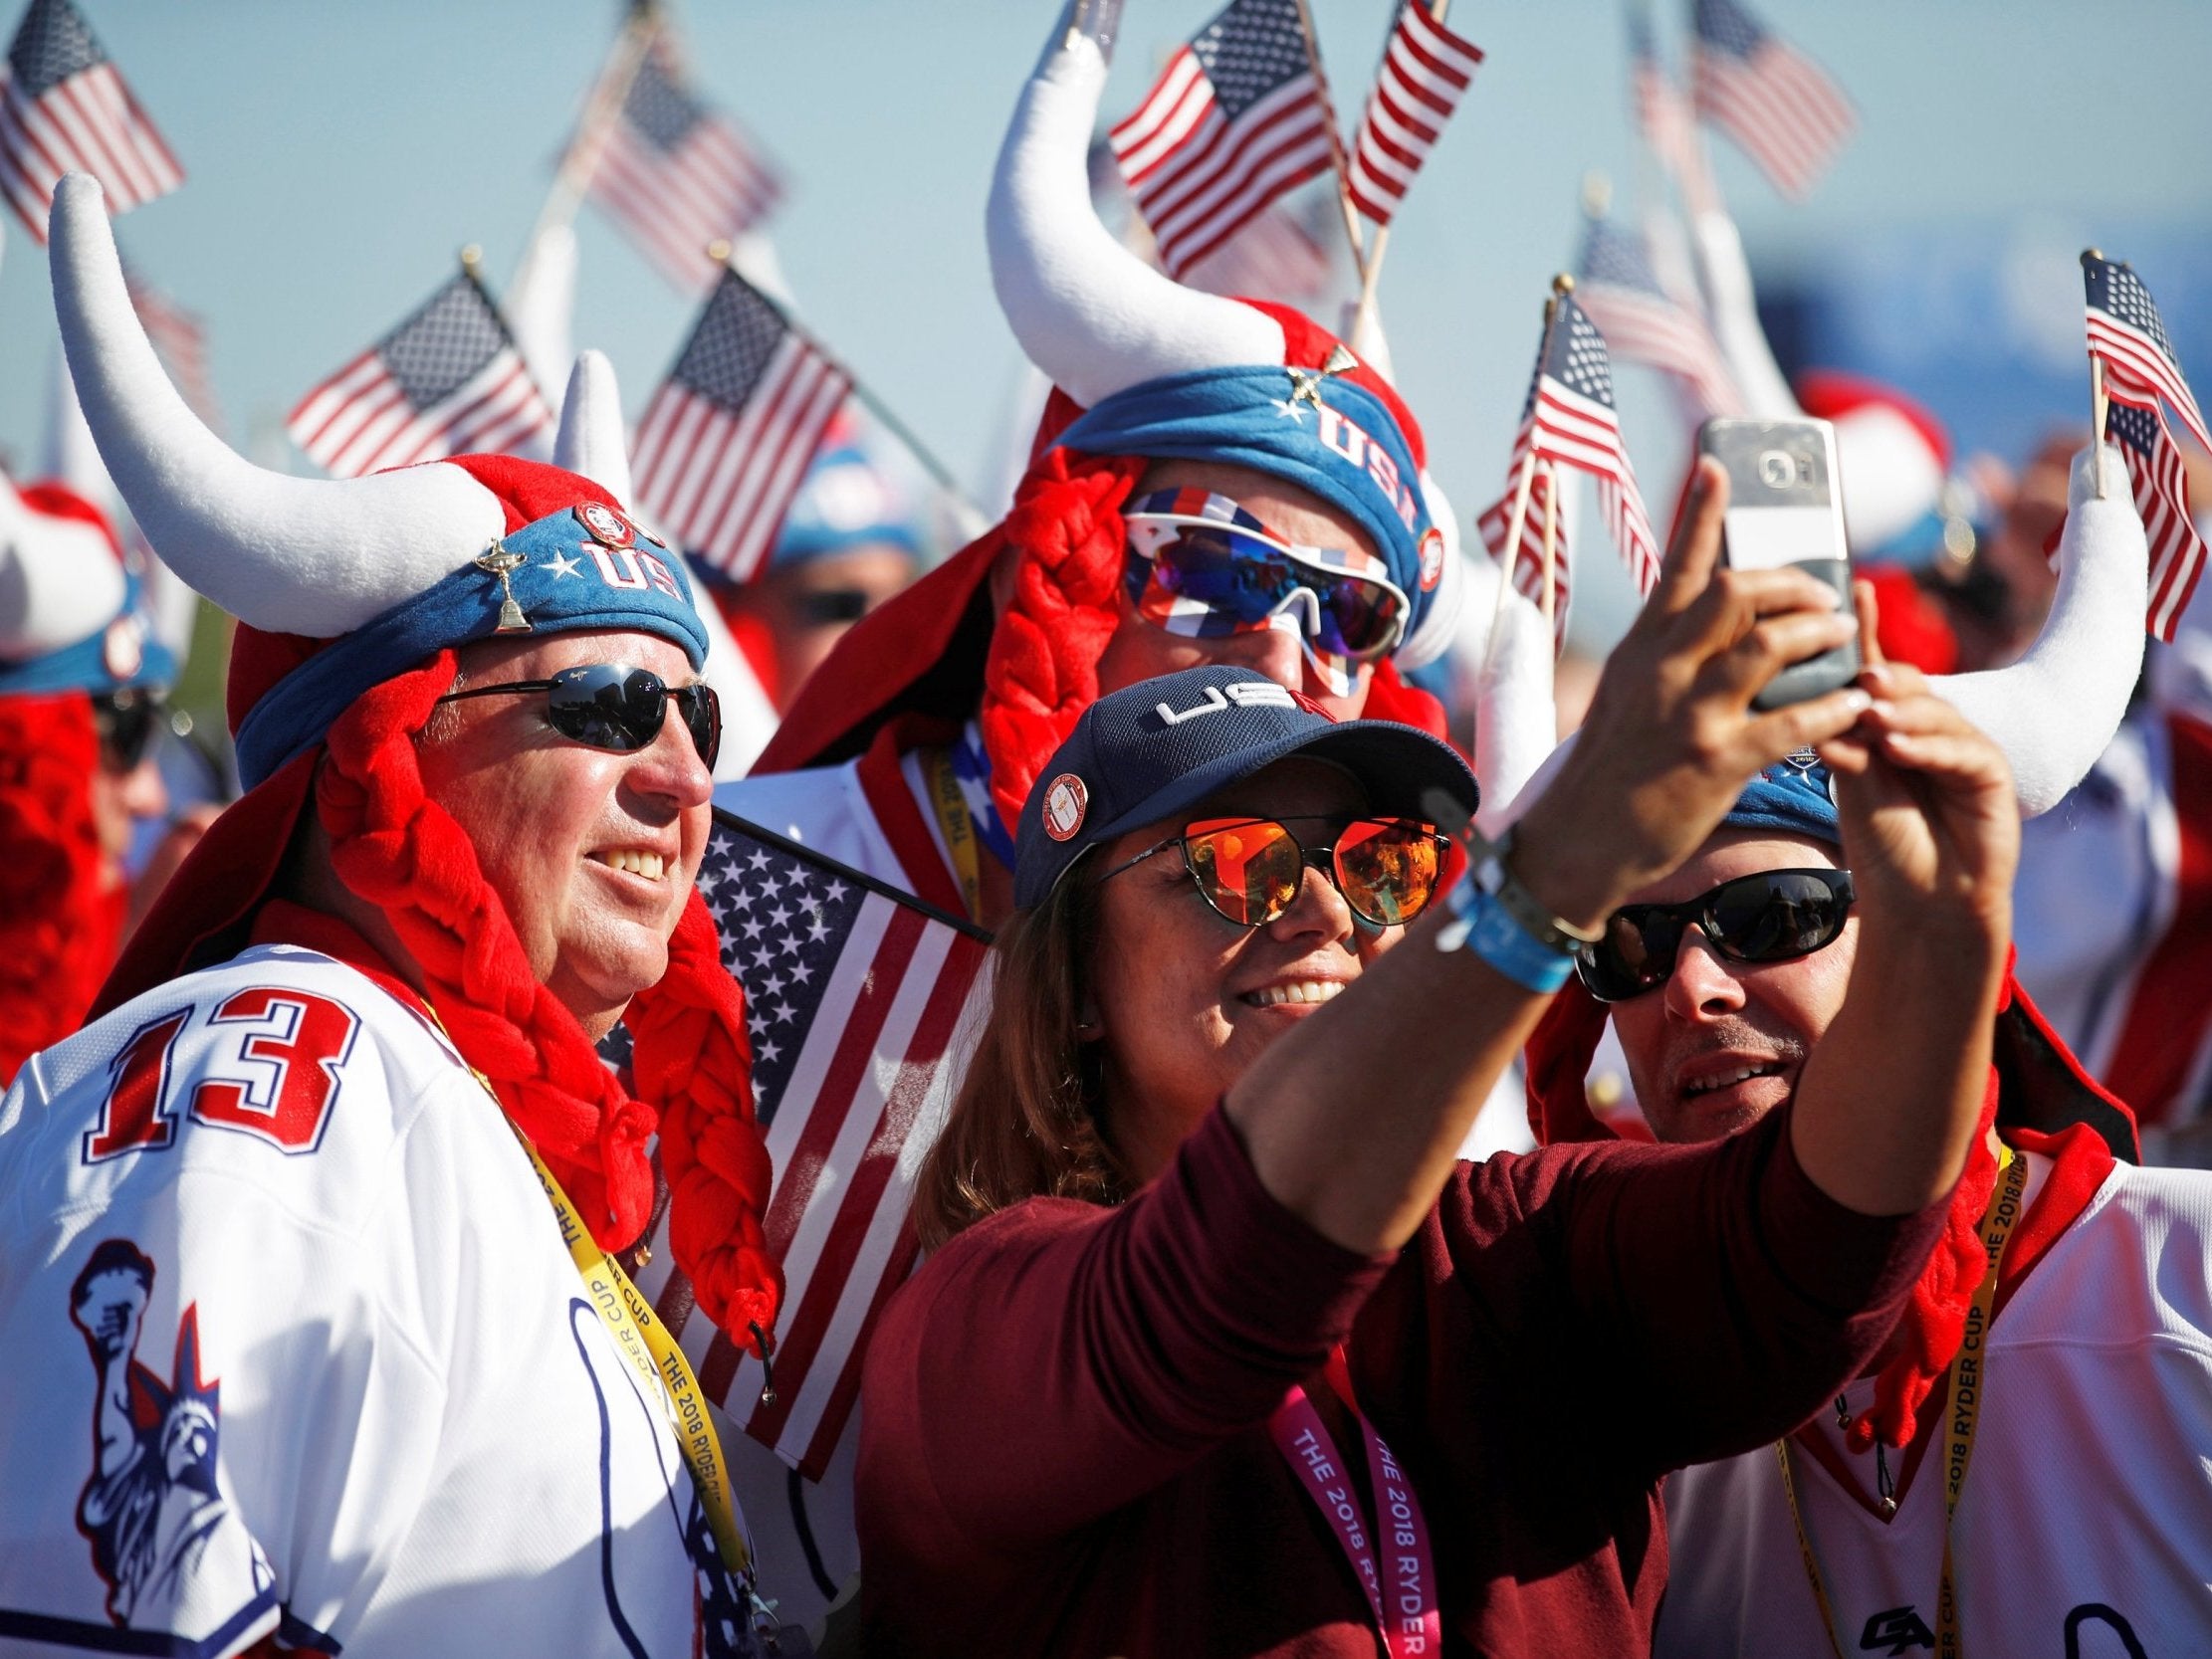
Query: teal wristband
[{"left": 1438, "top": 873, "right": 1576, "bottom": 992}]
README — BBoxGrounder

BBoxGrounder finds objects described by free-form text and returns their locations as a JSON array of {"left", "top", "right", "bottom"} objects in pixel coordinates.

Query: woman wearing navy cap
[{"left": 857, "top": 463, "right": 2023, "bottom": 1657}]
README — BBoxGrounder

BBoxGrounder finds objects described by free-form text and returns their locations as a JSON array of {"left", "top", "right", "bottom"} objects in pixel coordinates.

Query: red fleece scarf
[
  {"left": 315, "top": 653, "right": 779, "bottom": 1346},
  {"left": 0, "top": 693, "right": 123, "bottom": 1083}
]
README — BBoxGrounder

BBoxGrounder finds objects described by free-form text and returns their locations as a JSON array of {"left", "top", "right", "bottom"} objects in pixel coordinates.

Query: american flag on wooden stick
[
  {"left": 1343, "top": 0, "right": 1482, "bottom": 228},
  {"left": 632, "top": 266, "right": 852, "bottom": 582},
  {"left": 585, "top": 34, "right": 783, "bottom": 294},
  {"left": 1576, "top": 214, "right": 1740, "bottom": 419},
  {"left": 123, "top": 265, "right": 219, "bottom": 431},
  {"left": 1477, "top": 293, "right": 1660, "bottom": 641},
  {"left": 623, "top": 810, "right": 994, "bottom": 1481},
  {"left": 1110, "top": 0, "right": 1334, "bottom": 280},
  {"left": 2086, "top": 254, "right": 2209, "bottom": 640},
  {"left": 1690, "top": 0, "right": 1854, "bottom": 201},
  {"left": 287, "top": 268, "right": 553, "bottom": 479},
  {"left": 0, "top": 0, "right": 180, "bottom": 241}
]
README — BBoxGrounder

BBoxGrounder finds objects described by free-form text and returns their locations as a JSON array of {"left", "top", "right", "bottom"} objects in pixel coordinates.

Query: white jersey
[
  {"left": 1659, "top": 1153, "right": 2212, "bottom": 1657},
  {"left": 0, "top": 941, "right": 761, "bottom": 1658}
]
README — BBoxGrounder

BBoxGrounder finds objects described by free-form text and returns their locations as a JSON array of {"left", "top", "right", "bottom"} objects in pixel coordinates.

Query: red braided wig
[
  {"left": 0, "top": 692, "right": 122, "bottom": 1083},
  {"left": 981, "top": 450, "right": 1145, "bottom": 831},
  {"left": 315, "top": 652, "right": 778, "bottom": 1343}
]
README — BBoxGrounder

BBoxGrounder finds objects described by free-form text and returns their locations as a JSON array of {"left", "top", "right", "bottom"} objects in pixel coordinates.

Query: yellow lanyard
[
  {"left": 513, "top": 1131, "right": 752, "bottom": 1578},
  {"left": 922, "top": 744, "right": 984, "bottom": 925},
  {"left": 1775, "top": 1144, "right": 2026, "bottom": 1659}
]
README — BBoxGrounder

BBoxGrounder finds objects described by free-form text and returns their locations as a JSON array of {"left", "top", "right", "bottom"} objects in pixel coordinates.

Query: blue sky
[{"left": 4, "top": 0, "right": 2210, "bottom": 640}]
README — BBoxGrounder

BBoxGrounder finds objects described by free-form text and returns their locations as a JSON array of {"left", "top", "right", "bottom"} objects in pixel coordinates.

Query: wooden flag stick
[
  {"left": 2087, "top": 248, "right": 2110, "bottom": 501},
  {"left": 514, "top": 7, "right": 659, "bottom": 297},
  {"left": 1291, "top": 0, "right": 1369, "bottom": 287},
  {"left": 1539, "top": 457, "right": 1561, "bottom": 640},
  {"left": 1481, "top": 287, "right": 1567, "bottom": 675}
]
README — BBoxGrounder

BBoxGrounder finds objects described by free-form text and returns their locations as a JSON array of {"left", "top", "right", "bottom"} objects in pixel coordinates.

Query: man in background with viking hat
[
  {"left": 0, "top": 467, "right": 175, "bottom": 1083},
  {"left": 0, "top": 176, "right": 786, "bottom": 1658}
]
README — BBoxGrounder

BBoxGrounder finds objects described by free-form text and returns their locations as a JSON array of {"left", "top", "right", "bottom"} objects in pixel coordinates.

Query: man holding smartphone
[{"left": 1522, "top": 458, "right": 2212, "bottom": 1653}]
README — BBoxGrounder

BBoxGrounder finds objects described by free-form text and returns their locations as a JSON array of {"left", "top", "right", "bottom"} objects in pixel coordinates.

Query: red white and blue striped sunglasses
[{"left": 1121, "top": 489, "right": 1411, "bottom": 664}]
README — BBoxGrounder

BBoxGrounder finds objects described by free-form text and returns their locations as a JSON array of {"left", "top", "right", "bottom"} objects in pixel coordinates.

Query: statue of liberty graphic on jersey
[{"left": 69, "top": 1240, "right": 272, "bottom": 1632}]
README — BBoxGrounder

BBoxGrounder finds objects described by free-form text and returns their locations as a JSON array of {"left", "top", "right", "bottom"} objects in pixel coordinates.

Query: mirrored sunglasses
[
  {"left": 1102, "top": 814, "right": 1448, "bottom": 931},
  {"left": 437, "top": 662, "right": 721, "bottom": 769},
  {"left": 1123, "top": 489, "right": 1409, "bottom": 663},
  {"left": 1575, "top": 868, "right": 1856, "bottom": 1003}
]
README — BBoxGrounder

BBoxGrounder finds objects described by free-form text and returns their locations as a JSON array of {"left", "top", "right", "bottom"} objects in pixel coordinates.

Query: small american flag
[
  {"left": 626, "top": 810, "right": 994, "bottom": 1481},
  {"left": 1576, "top": 214, "right": 1740, "bottom": 418},
  {"left": 1477, "top": 294, "right": 1660, "bottom": 640},
  {"left": 1343, "top": 0, "right": 1482, "bottom": 227},
  {"left": 1110, "top": 0, "right": 1334, "bottom": 280},
  {"left": 123, "top": 265, "right": 219, "bottom": 431},
  {"left": 586, "top": 34, "right": 783, "bottom": 294},
  {"left": 2085, "top": 255, "right": 2209, "bottom": 639},
  {"left": 0, "top": 0, "right": 180, "bottom": 241},
  {"left": 1627, "top": 7, "right": 1700, "bottom": 190},
  {"left": 2105, "top": 398, "right": 2203, "bottom": 643},
  {"left": 632, "top": 267, "right": 852, "bottom": 582},
  {"left": 2086, "top": 253, "right": 2212, "bottom": 456},
  {"left": 287, "top": 269, "right": 553, "bottom": 480},
  {"left": 1690, "top": 0, "right": 1854, "bottom": 201},
  {"left": 1185, "top": 188, "right": 1336, "bottom": 305}
]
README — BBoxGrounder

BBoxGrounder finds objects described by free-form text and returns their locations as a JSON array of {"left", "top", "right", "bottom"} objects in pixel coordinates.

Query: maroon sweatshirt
[{"left": 857, "top": 1104, "right": 1943, "bottom": 1656}]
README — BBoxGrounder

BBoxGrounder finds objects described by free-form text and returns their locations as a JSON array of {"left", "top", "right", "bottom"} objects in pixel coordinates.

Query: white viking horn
[
  {"left": 49, "top": 174, "right": 504, "bottom": 639},
  {"left": 987, "top": 5, "right": 1284, "bottom": 408},
  {"left": 0, "top": 470, "right": 125, "bottom": 661},
  {"left": 553, "top": 349, "right": 635, "bottom": 509},
  {"left": 1930, "top": 442, "right": 2146, "bottom": 816}
]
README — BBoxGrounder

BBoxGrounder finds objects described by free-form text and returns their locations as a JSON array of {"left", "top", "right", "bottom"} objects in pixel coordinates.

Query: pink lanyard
[{"left": 1267, "top": 1350, "right": 1441, "bottom": 1656}]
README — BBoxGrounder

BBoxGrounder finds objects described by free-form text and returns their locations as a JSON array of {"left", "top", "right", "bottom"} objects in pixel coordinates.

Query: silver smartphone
[{"left": 1697, "top": 417, "right": 1859, "bottom": 711}]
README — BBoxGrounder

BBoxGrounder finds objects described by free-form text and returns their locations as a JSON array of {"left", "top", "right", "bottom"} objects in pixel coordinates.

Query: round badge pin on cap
[
  {"left": 575, "top": 502, "right": 635, "bottom": 548},
  {"left": 1041, "top": 773, "right": 1089, "bottom": 841},
  {"left": 1418, "top": 526, "right": 1446, "bottom": 592}
]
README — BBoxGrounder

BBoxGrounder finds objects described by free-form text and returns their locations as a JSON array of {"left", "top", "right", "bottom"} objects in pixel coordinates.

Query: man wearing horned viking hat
[
  {"left": 0, "top": 467, "right": 176, "bottom": 1083},
  {"left": 0, "top": 177, "right": 785, "bottom": 1657},
  {"left": 725, "top": 0, "right": 1526, "bottom": 934}
]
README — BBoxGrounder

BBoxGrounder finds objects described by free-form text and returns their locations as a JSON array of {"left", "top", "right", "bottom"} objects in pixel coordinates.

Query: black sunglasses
[
  {"left": 437, "top": 663, "right": 721, "bottom": 769},
  {"left": 1575, "top": 868, "right": 1856, "bottom": 1003},
  {"left": 91, "top": 688, "right": 165, "bottom": 772},
  {"left": 1100, "top": 814, "right": 1449, "bottom": 931}
]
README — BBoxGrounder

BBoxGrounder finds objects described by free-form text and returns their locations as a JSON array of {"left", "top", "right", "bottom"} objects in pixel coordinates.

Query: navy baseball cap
[{"left": 1012, "top": 664, "right": 1478, "bottom": 909}]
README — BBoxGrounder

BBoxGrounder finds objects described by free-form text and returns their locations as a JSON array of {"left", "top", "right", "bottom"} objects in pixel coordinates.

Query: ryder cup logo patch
[
  {"left": 574, "top": 501, "right": 635, "bottom": 548},
  {"left": 1041, "top": 773, "right": 1088, "bottom": 842}
]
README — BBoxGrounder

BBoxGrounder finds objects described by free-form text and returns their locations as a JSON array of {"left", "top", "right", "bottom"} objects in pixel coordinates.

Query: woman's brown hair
[{"left": 912, "top": 865, "right": 1127, "bottom": 1250}]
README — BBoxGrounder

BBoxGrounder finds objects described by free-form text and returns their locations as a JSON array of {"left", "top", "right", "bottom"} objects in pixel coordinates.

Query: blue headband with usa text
[
  {"left": 232, "top": 505, "right": 708, "bottom": 790},
  {"left": 1056, "top": 365, "right": 1442, "bottom": 647},
  {"left": 1726, "top": 753, "right": 1843, "bottom": 847}
]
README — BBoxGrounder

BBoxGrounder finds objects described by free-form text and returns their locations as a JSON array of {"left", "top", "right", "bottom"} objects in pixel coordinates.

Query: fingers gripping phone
[{"left": 1697, "top": 417, "right": 1860, "bottom": 710}]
